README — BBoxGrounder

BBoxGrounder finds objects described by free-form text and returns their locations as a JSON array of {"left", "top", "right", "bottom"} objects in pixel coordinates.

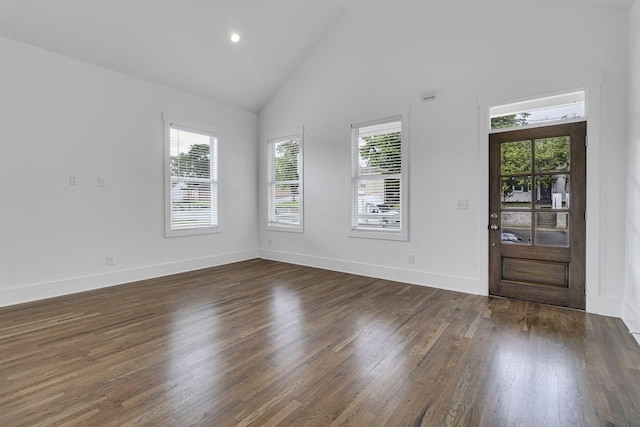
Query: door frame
[{"left": 477, "top": 72, "right": 603, "bottom": 312}]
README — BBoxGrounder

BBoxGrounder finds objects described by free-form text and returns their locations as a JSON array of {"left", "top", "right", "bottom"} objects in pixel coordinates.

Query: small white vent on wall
[{"left": 420, "top": 90, "right": 437, "bottom": 102}]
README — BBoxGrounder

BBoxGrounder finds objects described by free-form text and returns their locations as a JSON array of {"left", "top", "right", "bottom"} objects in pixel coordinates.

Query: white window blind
[
  {"left": 351, "top": 117, "right": 406, "bottom": 238},
  {"left": 164, "top": 115, "right": 219, "bottom": 237},
  {"left": 267, "top": 127, "right": 303, "bottom": 232}
]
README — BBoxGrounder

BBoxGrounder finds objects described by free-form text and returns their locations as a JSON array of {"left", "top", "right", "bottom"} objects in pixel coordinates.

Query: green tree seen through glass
[
  {"left": 360, "top": 131, "right": 401, "bottom": 207},
  {"left": 171, "top": 143, "right": 210, "bottom": 178}
]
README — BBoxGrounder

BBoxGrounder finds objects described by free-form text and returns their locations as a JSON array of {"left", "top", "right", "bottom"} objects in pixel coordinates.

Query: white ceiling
[
  {"left": 0, "top": 0, "right": 358, "bottom": 112},
  {"left": 0, "top": 0, "right": 632, "bottom": 112}
]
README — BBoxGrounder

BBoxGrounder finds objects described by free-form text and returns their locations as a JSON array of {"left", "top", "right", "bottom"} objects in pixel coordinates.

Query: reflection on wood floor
[{"left": 1, "top": 259, "right": 639, "bottom": 426}]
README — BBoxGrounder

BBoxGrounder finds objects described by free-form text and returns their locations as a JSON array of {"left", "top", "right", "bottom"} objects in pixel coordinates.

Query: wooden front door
[{"left": 489, "top": 122, "right": 586, "bottom": 309}]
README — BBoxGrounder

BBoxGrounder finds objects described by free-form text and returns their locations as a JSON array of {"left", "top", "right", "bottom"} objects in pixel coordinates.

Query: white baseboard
[
  {"left": 623, "top": 300, "right": 640, "bottom": 347},
  {"left": 3, "top": 248, "right": 632, "bottom": 333},
  {"left": 0, "top": 249, "right": 259, "bottom": 308},
  {"left": 260, "top": 250, "right": 632, "bottom": 320},
  {"left": 586, "top": 294, "right": 624, "bottom": 318},
  {"left": 259, "top": 249, "right": 483, "bottom": 296}
]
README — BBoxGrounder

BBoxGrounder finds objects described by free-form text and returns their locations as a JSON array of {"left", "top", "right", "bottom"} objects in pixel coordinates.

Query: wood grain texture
[
  {"left": 501, "top": 258, "right": 568, "bottom": 287},
  {"left": 1, "top": 259, "right": 638, "bottom": 426}
]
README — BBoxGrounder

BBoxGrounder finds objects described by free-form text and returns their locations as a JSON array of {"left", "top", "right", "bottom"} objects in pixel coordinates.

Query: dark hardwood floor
[{"left": 1, "top": 259, "right": 639, "bottom": 426}]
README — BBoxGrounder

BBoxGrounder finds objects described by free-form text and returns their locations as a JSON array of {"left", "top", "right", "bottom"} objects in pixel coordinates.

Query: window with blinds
[
  {"left": 267, "top": 127, "right": 303, "bottom": 232},
  {"left": 351, "top": 116, "right": 407, "bottom": 240},
  {"left": 164, "top": 114, "right": 220, "bottom": 237}
]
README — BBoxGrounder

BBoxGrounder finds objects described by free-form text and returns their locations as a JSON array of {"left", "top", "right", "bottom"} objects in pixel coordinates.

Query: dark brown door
[{"left": 489, "top": 122, "right": 586, "bottom": 309}]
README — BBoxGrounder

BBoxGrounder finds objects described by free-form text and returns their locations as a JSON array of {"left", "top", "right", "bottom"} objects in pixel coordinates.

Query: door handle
[{"left": 490, "top": 224, "right": 500, "bottom": 230}]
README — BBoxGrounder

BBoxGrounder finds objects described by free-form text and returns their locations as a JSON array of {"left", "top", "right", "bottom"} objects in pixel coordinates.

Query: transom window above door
[{"left": 490, "top": 91, "right": 585, "bottom": 131}]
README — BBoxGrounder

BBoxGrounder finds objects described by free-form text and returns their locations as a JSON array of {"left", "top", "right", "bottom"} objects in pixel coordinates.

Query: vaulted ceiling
[
  {"left": 0, "top": 0, "right": 365, "bottom": 112},
  {"left": 0, "top": 0, "right": 632, "bottom": 113}
]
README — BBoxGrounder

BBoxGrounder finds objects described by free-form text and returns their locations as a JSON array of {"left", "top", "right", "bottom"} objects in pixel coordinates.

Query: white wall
[
  {"left": 0, "top": 36, "right": 259, "bottom": 306},
  {"left": 258, "top": 0, "right": 630, "bottom": 315},
  {"left": 625, "top": 0, "right": 640, "bottom": 344}
]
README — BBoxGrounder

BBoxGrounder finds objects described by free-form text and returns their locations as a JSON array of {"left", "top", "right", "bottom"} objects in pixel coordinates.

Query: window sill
[
  {"left": 165, "top": 226, "right": 221, "bottom": 238},
  {"left": 267, "top": 223, "right": 303, "bottom": 233},
  {"left": 348, "top": 227, "right": 408, "bottom": 242}
]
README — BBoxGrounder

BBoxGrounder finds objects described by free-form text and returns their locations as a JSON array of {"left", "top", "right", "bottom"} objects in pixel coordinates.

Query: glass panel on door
[
  {"left": 535, "top": 175, "right": 570, "bottom": 209},
  {"left": 535, "top": 212, "right": 569, "bottom": 247},
  {"left": 501, "top": 177, "right": 532, "bottom": 209},
  {"left": 501, "top": 140, "right": 532, "bottom": 174},
  {"left": 501, "top": 212, "right": 531, "bottom": 245},
  {"left": 499, "top": 137, "right": 572, "bottom": 248},
  {"left": 535, "top": 137, "right": 570, "bottom": 172}
]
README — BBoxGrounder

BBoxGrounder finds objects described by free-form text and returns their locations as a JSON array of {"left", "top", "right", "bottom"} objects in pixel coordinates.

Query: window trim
[
  {"left": 163, "top": 113, "right": 222, "bottom": 238},
  {"left": 266, "top": 126, "right": 304, "bottom": 233},
  {"left": 349, "top": 114, "right": 409, "bottom": 241}
]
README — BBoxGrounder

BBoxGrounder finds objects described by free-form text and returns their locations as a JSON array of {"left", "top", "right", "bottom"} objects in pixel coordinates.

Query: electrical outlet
[
  {"left": 69, "top": 176, "right": 78, "bottom": 186},
  {"left": 268, "top": 240, "right": 272, "bottom": 247},
  {"left": 98, "top": 177, "right": 107, "bottom": 187},
  {"left": 408, "top": 254, "right": 415, "bottom": 264},
  {"left": 456, "top": 199, "right": 469, "bottom": 210},
  {"left": 106, "top": 255, "right": 116, "bottom": 266}
]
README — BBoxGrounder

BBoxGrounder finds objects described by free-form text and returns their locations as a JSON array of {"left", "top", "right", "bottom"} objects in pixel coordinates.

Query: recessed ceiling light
[{"left": 231, "top": 33, "right": 240, "bottom": 43}]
